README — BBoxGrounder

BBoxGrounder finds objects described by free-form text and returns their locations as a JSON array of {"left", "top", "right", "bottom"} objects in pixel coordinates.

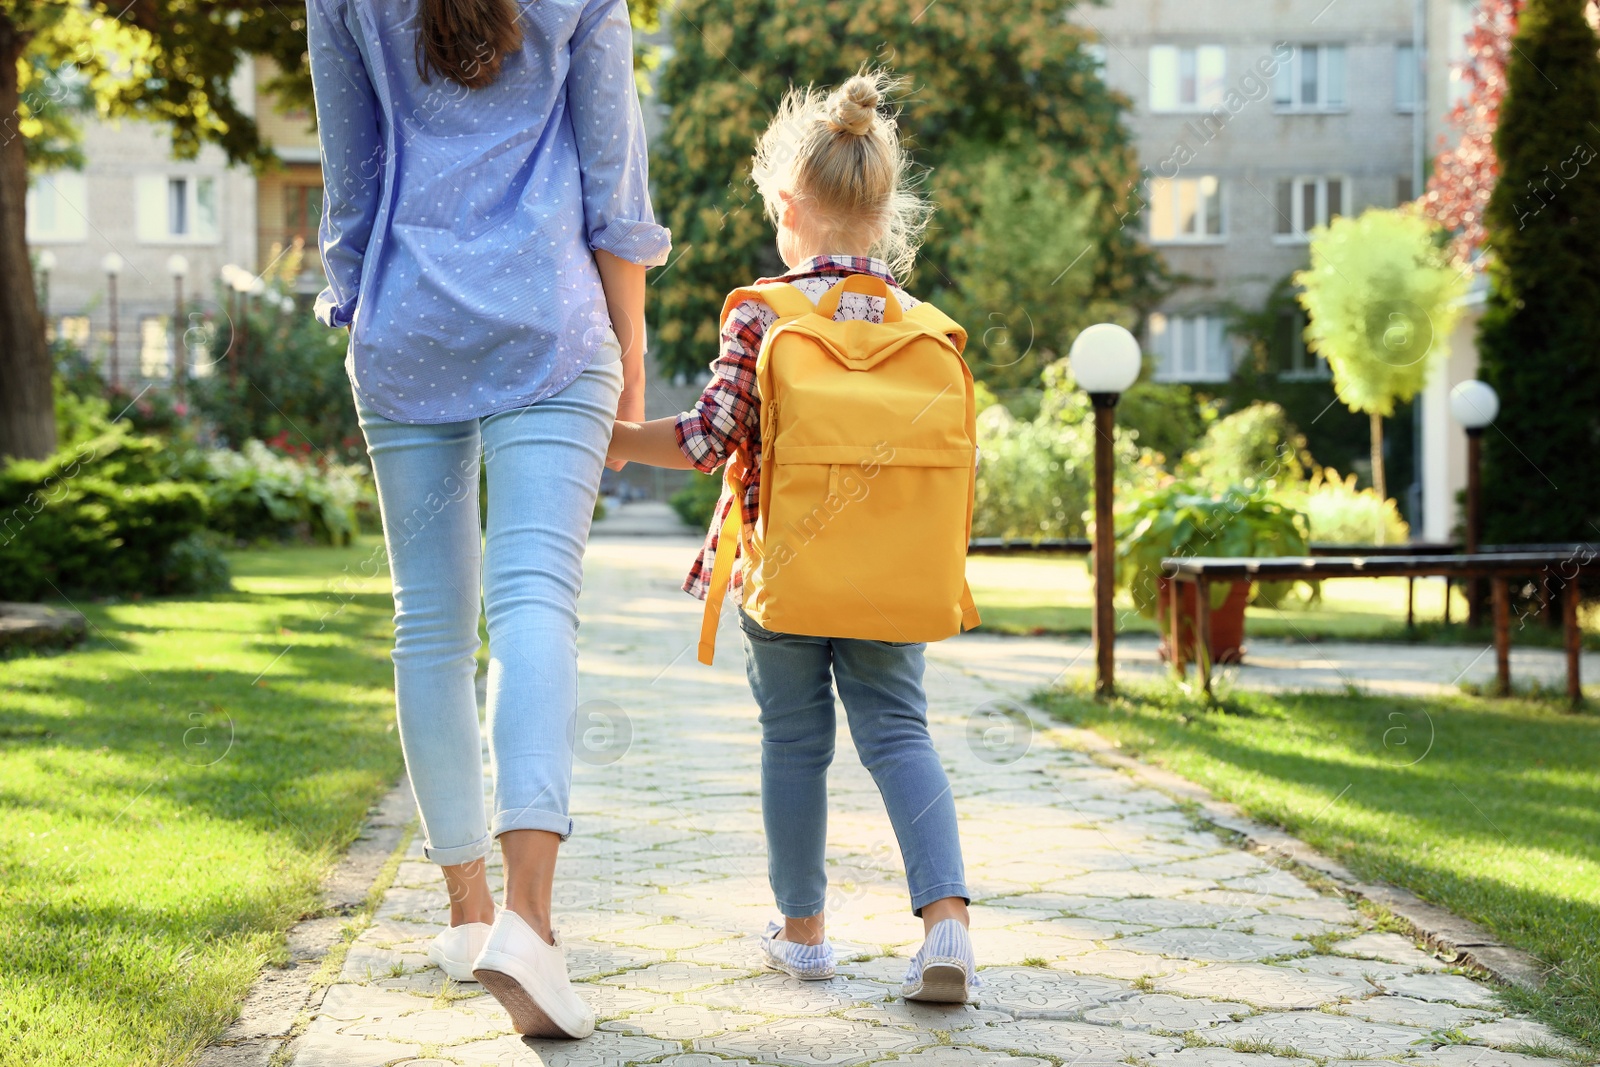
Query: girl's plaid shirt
[{"left": 672, "top": 255, "right": 919, "bottom": 600}]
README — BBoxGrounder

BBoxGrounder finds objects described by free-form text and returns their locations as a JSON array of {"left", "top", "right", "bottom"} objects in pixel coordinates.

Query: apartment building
[
  {"left": 27, "top": 67, "right": 258, "bottom": 389},
  {"left": 1084, "top": 0, "right": 1480, "bottom": 539}
]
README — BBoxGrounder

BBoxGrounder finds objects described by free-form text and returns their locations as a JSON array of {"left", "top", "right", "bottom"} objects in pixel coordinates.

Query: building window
[
  {"left": 58, "top": 315, "right": 92, "bottom": 350},
  {"left": 140, "top": 316, "right": 172, "bottom": 379},
  {"left": 26, "top": 172, "right": 89, "bottom": 243},
  {"left": 1275, "top": 44, "right": 1347, "bottom": 111},
  {"left": 1395, "top": 43, "right": 1419, "bottom": 111},
  {"left": 1150, "top": 313, "right": 1232, "bottom": 382},
  {"left": 136, "top": 174, "right": 219, "bottom": 243},
  {"left": 1274, "top": 176, "right": 1345, "bottom": 239},
  {"left": 1148, "top": 176, "right": 1225, "bottom": 243},
  {"left": 1397, "top": 174, "right": 1415, "bottom": 205},
  {"left": 1278, "top": 309, "right": 1329, "bottom": 380},
  {"left": 1149, "top": 45, "right": 1226, "bottom": 112},
  {"left": 283, "top": 184, "right": 325, "bottom": 244}
]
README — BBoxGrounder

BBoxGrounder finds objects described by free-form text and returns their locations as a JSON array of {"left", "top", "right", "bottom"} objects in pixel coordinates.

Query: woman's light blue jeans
[
  {"left": 738, "top": 610, "right": 969, "bottom": 918},
  {"left": 357, "top": 353, "right": 621, "bottom": 866}
]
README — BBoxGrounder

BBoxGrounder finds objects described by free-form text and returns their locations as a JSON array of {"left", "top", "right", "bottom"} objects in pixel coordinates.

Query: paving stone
[
  {"left": 1081, "top": 898, "right": 1261, "bottom": 928},
  {"left": 879, "top": 1048, "right": 1049, "bottom": 1067},
  {"left": 1158, "top": 962, "right": 1371, "bottom": 1009},
  {"left": 841, "top": 1001, "right": 1012, "bottom": 1032},
  {"left": 1339, "top": 995, "right": 1495, "bottom": 1030},
  {"left": 1407, "top": 1045, "right": 1584, "bottom": 1067},
  {"left": 595, "top": 960, "right": 753, "bottom": 993},
  {"left": 1163, "top": 1050, "right": 1315, "bottom": 1067},
  {"left": 963, "top": 1019, "right": 1180, "bottom": 1060},
  {"left": 698, "top": 974, "right": 890, "bottom": 1014},
  {"left": 342, "top": 999, "right": 508, "bottom": 1044},
  {"left": 1082, "top": 992, "right": 1253, "bottom": 1032},
  {"left": 1118, "top": 928, "right": 1304, "bottom": 962},
  {"left": 1459, "top": 1017, "right": 1584, "bottom": 1054},
  {"left": 694, "top": 1017, "right": 928, "bottom": 1065},
  {"left": 972, "top": 967, "right": 1129, "bottom": 1015},
  {"left": 1382, "top": 973, "right": 1506, "bottom": 1009},
  {"left": 1339, "top": 931, "right": 1447, "bottom": 968},
  {"left": 601, "top": 1003, "right": 767, "bottom": 1039},
  {"left": 1286, "top": 954, "right": 1414, "bottom": 984},
  {"left": 1202, "top": 1013, "right": 1433, "bottom": 1058},
  {"left": 450, "top": 1032, "right": 680, "bottom": 1067},
  {"left": 290, "top": 1027, "right": 419, "bottom": 1067},
  {"left": 1052, "top": 949, "right": 1202, "bottom": 980}
]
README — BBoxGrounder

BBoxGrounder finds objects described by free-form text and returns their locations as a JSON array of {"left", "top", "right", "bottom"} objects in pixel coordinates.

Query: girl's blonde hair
[{"left": 750, "top": 68, "right": 931, "bottom": 279}]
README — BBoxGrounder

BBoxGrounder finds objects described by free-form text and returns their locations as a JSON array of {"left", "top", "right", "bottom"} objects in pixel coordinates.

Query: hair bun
[{"left": 827, "top": 75, "right": 880, "bottom": 136}]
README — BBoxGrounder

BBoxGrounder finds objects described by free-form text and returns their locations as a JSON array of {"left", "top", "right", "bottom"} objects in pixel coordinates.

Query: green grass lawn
[
  {"left": 970, "top": 553, "right": 1600, "bottom": 648},
  {"left": 1038, "top": 681, "right": 1600, "bottom": 1054},
  {"left": 0, "top": 538, "right": 403, "bottom": 1067}
]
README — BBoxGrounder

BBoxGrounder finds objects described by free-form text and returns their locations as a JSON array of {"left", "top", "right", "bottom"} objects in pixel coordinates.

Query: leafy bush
[
  {"left": 204, "top": 439, "right": 369, "bottom": 546},
  {"left": 189, "top": 253, "right": 363, "bottom": 461},
  {"left": 670, "top": 471, "right": 722, "bottom": 530},
  {"left": 1282, "top": 467, "right": 1410, "bottom": 545},
  {"left": 0, "top": 426, "right": 230, "bottom": 600},
  {"left": 1180, "top": 402, "right": 1312, "bottom": 490},
  {"left": 1118, "top": 378, "right": 1214, "bottom": 466},
  {"left": 973, "top": 359, "right": 1157, "bottom": 540}
]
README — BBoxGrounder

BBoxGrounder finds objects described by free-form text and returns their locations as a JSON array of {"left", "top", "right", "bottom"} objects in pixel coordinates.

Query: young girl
[{"left": 607, "top": 70, "right": 978, "bottom": 1002}]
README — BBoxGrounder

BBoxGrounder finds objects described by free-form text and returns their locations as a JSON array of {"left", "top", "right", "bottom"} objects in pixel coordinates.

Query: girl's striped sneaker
[
  {"left": 760, "top": 921, "right": 836, "bottom": 980},
  {"left": 902, "top": 918, "right": 979, "bottom": 1003}
]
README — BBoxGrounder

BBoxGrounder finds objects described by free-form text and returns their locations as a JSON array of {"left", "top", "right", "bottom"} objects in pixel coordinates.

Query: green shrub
[
  {"left": 1180, "top": 401, "right": 1312, "bottom": 490},
  {"left": 0, "top": 427, "right": 229, "bottom": 600},
  {"left": 204, "top": 440, "right": 369, "bottom": 547},
  {"left": 670, "top": 471, "right": 722, "bottom": 530},
  {"left": 973, "top": 359, "right": 1158, "bottom": 540},
  {"left": 1282, "top": 467, "right": 1410, "bottom": 545},
  {"left": 1117, "top": 378, "right": 1213, "bottom": 466}
]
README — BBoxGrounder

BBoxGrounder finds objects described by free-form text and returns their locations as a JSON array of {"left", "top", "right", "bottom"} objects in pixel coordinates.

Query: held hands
[{"left": 607, "top": 372, "right": 646, "bottom": 471}]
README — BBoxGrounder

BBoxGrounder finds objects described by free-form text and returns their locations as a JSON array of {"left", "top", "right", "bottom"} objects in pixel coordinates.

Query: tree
[
  {"left": 1294, "top": 209, "right": 1468, "bottom": 526},
  {"left": 1419, "top": 0, "right": 1522, "bottom": 265},
  {"left": 647, "top": 0, "right": 1164, "bottom": 385},
  {"left": 1477, "top": 0, "right": 1600, "bottom": 544},
  {"left": 1, "top": 1, "right": 313, "bottom": 462}
]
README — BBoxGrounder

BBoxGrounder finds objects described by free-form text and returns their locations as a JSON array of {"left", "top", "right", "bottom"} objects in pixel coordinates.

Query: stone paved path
[{"left": 288, "top": 541, "right": 1590, "bottom": 1067}]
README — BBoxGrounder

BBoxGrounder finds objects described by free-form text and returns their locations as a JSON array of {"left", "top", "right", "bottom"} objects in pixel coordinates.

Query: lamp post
[
  {"left": 101, "top": 252, "right": 124, "bottom": 385},
  {"left": 1072, "top": 322, "right": 1142, "bottom": 698},
  {"left": 167, "top": 254, "right": 190, "bottom": 398},
  {"left": 221, "top": 264, "right": 254, "bottom": 387},
  {"left": 1450, "top": 379, "right": 1499, "bottom": 627},
  {"left": 36, "top": 250, "right": 55, "bottom": 336}
]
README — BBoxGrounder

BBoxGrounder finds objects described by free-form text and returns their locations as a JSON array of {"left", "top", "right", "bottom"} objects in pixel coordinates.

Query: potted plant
[{"left": 1113, "top": 482, "right": 1314, "bottom": 663}]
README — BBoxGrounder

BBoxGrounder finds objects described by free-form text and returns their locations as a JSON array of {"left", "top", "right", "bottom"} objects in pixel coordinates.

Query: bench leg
[
  {"left": 1565, "top": 577, "right": 1582, "bottom": 709},
  {"left": 1170, "top": 579, "right": 1185, "bottom": 681},
  {"left": 1492, "top": 576, "right": 1511, "bottom": 696},
  {"left": 1406, "top": 576, "right": 1415, "bottom": 630},
  {"left": 1196, "top": 578, "right": 1212, "bottom": 699},
  {"left": 1444, "top": 577, "right": 1452, "bottom": 626}
]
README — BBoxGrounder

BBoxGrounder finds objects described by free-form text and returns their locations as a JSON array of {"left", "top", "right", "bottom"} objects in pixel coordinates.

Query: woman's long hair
[{"left": 416, "top": 0, "right": 523, "bottom": 90}]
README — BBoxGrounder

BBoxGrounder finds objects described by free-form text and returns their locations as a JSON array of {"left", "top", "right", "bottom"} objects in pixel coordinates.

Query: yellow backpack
[{"left": 697, "top": 274, "right": 981, "bottom": 665}]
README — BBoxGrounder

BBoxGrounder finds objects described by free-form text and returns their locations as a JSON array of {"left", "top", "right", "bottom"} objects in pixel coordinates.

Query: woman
[{"left": 308, "top": 0, "right": 668, "bottom": 1038}]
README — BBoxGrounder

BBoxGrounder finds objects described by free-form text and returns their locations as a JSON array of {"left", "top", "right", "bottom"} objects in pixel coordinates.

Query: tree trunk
[
  {"left": 1369, "top": 410, "right": 1386, "bottom": 545},
  {"left": 0, "top": 17, "right": 55, "bottom": 462}
]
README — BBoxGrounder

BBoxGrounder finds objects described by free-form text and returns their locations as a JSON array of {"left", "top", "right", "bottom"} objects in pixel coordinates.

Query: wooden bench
[{"left": 1161, "top": 552, "right": 1597, "bottom": 705}]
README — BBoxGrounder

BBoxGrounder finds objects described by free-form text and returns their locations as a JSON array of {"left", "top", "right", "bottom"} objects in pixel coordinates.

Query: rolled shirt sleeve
[
  {"left": 567, "top": 0, "right": 672, "bottom": 267},
  {"left": 308, "top": 0, "right": 384, "bottom": 328}
]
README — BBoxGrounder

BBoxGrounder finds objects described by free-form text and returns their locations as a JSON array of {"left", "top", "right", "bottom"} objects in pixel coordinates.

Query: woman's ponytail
[{"left": 416, "top": 0, "right": 524, "bottom": 90}]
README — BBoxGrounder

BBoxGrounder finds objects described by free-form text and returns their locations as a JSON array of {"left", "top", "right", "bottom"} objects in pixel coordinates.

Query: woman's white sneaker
[
  {"left": 427, "top": 921, "right": 492, "bottom": 982},
  {"left": 471, "top": 910, "right": 595, "bottom": 1038},
  {"left": 760, "top": 920, "right": 836, "bottom": 980},
  {"left": 902, "top": 919, "right": 979, "bottom": 1003}
]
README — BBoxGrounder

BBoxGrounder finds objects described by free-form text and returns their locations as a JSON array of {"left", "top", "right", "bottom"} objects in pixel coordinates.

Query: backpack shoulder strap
[
  {"left": 906, "top": 301, "right": 969, "bottom": 356},
  {"left": 719, "top": 282, "right": 817, "bottom": 329}
]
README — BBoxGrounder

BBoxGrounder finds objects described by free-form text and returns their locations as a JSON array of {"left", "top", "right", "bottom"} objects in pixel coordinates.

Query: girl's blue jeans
[
  {"left": 356, "top": 352, "right": 621, "bottom": 866},
  {"left": 738, "top": 609, "right": 970, "bottom": 918}
]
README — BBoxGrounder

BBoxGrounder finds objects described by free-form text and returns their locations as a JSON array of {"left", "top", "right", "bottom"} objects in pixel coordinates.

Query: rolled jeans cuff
[
  {"left": 494, "top": 807, "right": 574, "bottom": 841},
  {"left": 910, "top": 882, "right": 971, "bottom": 916},
  {"left": 776, "top": 895, "right": 828, "bottom": 920},
  {"left": 424, "top": 831, "right": 495, "bottom": 867}
]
